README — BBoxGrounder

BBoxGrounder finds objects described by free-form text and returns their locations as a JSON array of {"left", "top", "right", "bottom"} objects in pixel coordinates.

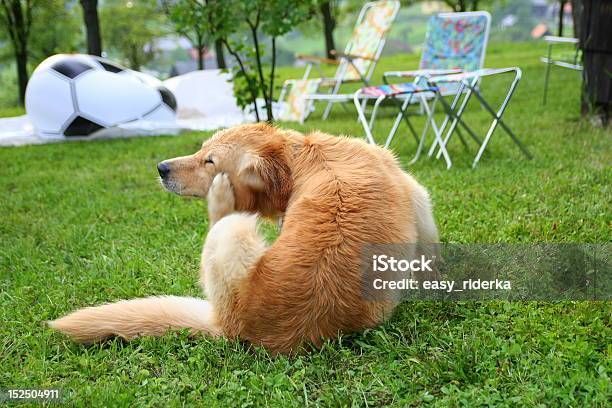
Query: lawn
[{"left": 1, "top": 42, "right": 610, "bottom": 406}]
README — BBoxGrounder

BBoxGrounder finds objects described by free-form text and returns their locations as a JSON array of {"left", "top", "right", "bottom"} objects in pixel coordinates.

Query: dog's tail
[{"left": 48, "top": 296, "right": 222, "bottom": 344}]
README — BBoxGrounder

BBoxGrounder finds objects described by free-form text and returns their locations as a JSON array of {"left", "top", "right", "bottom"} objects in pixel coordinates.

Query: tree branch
[
  {"left": 223, "top": 39, "right": 261, "bottom": 121},
  {"left": 268, "top": 36, "right": 276, "bottom": 122},
  {"left": 247, "top": 17, "right": 270, "bottom": 119},
  {"left": 0, "top": 1, "right": 17, "bottom": 44}
]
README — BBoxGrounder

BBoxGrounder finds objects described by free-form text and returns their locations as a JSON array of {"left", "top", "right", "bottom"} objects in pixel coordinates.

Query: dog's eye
[{"left": 204, "top": 158, "right": 214, "bottom": 165}]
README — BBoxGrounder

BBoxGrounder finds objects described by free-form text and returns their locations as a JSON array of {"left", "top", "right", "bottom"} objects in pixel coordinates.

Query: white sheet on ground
[{"left": 0, "top": 69, "right": 252, "bottom": 147}]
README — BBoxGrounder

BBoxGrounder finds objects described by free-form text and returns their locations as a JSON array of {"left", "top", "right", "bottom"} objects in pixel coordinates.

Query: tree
[
  {"left": 101, "top": 0, "right": 164, "bottom": 71},
  {"left": 30, "top": 0, "right": 82, "bottom": 63},
  {"left": 204, "top": 0, "right": 316, "bottom": 121},
  {"left": 0, "top": 0, "right": 34, "bottom": 106},
  {"left": 295, "top": 1, "right": 367, "bottom": 62},
  {"left": 163, "top": 0, "right": 227, "bottom": 69},
  {"left": 79, "top": 0, "right": 102, "bottom": 56},
  {"left": 214, "top": 38, "right": 226, "bottom": 69},
  {"left": 164, "top": 0, "right": 209, "bottom": 70}
]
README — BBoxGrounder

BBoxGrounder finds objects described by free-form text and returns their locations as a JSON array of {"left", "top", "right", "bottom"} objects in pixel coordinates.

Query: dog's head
[{"left": 157, "top": 123, "right": 294, "bottom": 215}]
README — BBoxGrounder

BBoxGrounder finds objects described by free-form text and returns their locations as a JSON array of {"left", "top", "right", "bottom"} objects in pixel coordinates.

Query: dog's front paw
[{"left": 207, "top": 173, "right": 235, "bottom": 226}]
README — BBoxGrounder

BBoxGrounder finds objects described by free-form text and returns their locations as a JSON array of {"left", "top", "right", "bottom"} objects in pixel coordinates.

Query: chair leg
[
  {"left": 434, "top": 115, "right": 482, "bottom": 163},
  {"left": 410, "top": 97, "right": 434, "bottom": 163},
  {"left": 302, "top": 63, "right": 313, "bottom": 81},
  {"left": 433, "top": 86, "right": 475, "bottom": 160},
  {"left": 543, "top": 43, "right": 553, "bottom": 106},
  {"left": 418, "top": 93, "right": 451, "bottom": 169},
  {"left": 427, "top": 85, "right": 465, "bottom": 157},
  {"left": 385, "top": 95, "right": 415, "bottom": 148},
  {"left": 470, "top": 71, "right": 531, "bottom": 168},
  {"left": 455, "top": 127, "right": 470, "bottom": 150},
  {"left": 472, "top": 89, "right": 532, "bottom": 165},
  {"left": 322, "top": 80, "right": 343, "bottom": 120},
  {"left": 353, "top": 91, "right": 376, "bottom": 145},
  {"left": 369, "top": 96, "right": 386, "bottom": 130}
]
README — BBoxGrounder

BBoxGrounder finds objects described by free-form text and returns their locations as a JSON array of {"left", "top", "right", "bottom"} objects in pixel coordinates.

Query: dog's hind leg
[
  {"left": 410, "top": 181, "right": 439, "bottom": 246},
  {"left": 406, "top": 175, "right": 441, "bottom": 281},
  {"left": 199, "top": 213, "right": 266, "bottom": 328}
]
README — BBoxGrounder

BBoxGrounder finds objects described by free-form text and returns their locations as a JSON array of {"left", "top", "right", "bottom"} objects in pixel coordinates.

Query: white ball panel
[
  {"left": 142, "top": 104, "right": 175, "bottom": 122},
  {"left": 38, "top": 130, "right": 66, "bottom": 139},
  {"left": 75, "top": 70, "right": 161, "bottom": 125},
  {"left": 25, "top": 70, "right": 75, "bottom": 133},
  {"left": 122, "top": 70, "right": 162, "bottom": 87}
]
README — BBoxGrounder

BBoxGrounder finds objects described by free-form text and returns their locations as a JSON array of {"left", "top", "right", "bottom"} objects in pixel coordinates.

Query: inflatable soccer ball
[{"left": 25, "top": 54, "right": 177, "bottom": 138}]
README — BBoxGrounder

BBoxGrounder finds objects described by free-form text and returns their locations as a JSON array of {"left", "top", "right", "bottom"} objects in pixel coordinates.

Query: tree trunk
[
  {"left": 79, "top": 0, "right": 102, "bottom": 56},
  {"left": 214, "top": 38, "right": 226, "bottom": 69},
  {"left": 570, "top": 0, "right": 581, "bottom": 38},
  {"left": 320, "top": 1, "right": 336, "bottom": 59},
  {"left": 248, "top": 21, "right": 271, "bottom": 121},
  {"left": 129, "top": 44, "right": 140, "bottom": 71},
  {"left": 268, "top": 37, "right": 277, "bottom": 123},
  {"left": 557, "top": 0, "right": 566, "bottom": 37},
  {"left": 15, "top": 47, "right": 28, "bottom": 106},
  {"left": 1, "top": 0, "right": 31, "bottom": 106},
  {"left": 575, "top": 0, "right": 612, "bottom": 126},
  {"left": 197, "top": 46, "right": 204, "bottom": 70},
  {"left": 196, "top": 33, "right": 205, "bottom": 70}
]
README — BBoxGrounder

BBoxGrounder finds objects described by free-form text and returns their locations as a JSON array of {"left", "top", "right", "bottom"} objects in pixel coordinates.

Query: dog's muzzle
[
  {"left": 157, "top": 162, "right": 170, "bottom": 178},
  {"left": 157, "top": 161, "right": 181, "bottom": 194}
]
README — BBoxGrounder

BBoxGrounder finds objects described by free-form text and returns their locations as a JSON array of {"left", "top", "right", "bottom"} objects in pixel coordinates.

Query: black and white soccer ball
[{"left": 25, "top": 54, "right": 177, "bottom": 138}]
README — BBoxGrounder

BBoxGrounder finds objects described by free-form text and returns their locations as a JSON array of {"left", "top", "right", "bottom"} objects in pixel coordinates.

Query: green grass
[
  {"left": 1, "top": 42, "right": 610, "bottom": 406},
  {"left": 0, "top": 105, "right": 25, "bottom": 118}
]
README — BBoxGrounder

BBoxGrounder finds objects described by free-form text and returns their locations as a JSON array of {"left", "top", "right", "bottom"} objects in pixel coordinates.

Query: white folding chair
[{"left": 278, "top": 1, "right": 400, "bottom": 122}]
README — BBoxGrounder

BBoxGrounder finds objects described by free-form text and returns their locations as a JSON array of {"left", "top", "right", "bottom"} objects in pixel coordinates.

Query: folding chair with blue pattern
[{"left": 353, "top": 11, "right": 492, "bottom": 168}]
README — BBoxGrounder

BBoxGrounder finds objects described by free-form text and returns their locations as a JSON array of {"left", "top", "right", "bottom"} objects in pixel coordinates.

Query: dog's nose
[{"left": 157, "top": 162, "right": 170, "bottom": 178}]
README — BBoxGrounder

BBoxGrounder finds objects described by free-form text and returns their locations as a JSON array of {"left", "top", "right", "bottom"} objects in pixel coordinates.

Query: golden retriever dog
[{"left": 50, "top": 123, "right": 438, "bottom": 354}]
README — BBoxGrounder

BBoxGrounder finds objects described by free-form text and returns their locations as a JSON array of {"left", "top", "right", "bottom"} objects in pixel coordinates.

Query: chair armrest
[
  {"left": 329, "top": 50, "right": 376, "bottom": 61},
  {"left": 295, "top": 54, "right": 340, "bottom": 65},
  {"left": 543, "top": 36, "right": 579, "bottom": 44},
  {"left": 384, "top": 69, "right": 462, "bottom": 79},
  {"left": 428, "top": 67, "right": 521, "bottom": 84}
]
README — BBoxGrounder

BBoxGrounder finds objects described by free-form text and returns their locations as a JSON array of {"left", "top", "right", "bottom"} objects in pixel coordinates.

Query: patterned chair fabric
[
  {"left": 342, "top": 0, "right": 399, "bottom": 81},
  {"left": 419, "top": 12, "right": 490, "bottom": 73},
  {"left": 278, "top": 79, "right": 322, "bottom": 123},
  {"left": 361, "top": 82, "right": 437, "bottom": 97},
  {"left": 366, "top": 12, "right": 490, "bottom": 97},
  {"left": 278, "top": 0, "right": 400, "bottom": 122}
]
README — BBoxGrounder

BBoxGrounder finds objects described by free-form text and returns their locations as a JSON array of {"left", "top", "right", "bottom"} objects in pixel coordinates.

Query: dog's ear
[{"left": 237, "top": 153, "right": 266, "bottom": 191}]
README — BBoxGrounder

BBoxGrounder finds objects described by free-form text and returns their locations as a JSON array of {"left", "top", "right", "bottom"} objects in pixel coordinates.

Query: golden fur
[{"left": 49, "top": 123, "right": 439, "bottom": 354}]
